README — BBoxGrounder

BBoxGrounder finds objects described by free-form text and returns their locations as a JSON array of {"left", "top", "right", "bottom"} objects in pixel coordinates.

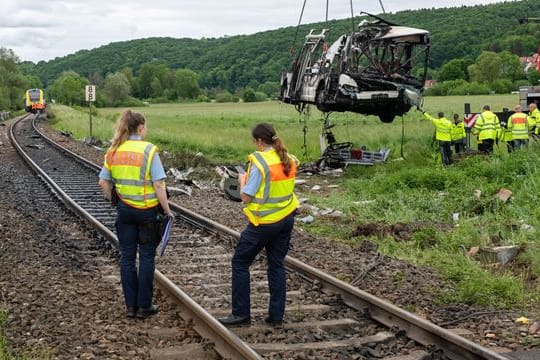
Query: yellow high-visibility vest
[
  {"left": 451, "top": 121, "right": 466, "bottom": 141},
  {"left": 423, "top": 112, "right": 452, "bottom": 141},
  {"left": 243, "top": 150, "right": 299, "bottom": 226},
  {"left": 529, "top": 108, "right": 540, "bottom": 134},
  {"left": 508, "top": 113, "right": 529, "bottom": 140},
  {"left": 473, "top": 111, "right": 500, "bottom": 140},
  {"left": 104, "top": 140, "right": 159, "bottom": 209}
]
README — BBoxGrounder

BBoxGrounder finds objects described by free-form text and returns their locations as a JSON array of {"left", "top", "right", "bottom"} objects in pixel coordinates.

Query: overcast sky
[{"left": 2, "top": 0, "right": 507, "bottom": 63}]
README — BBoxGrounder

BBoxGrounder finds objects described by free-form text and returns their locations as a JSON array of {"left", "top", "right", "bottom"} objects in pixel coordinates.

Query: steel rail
[
  {"left": 22, "top": 115, "right": 510, "bottom": 359},
  {"left": 11, "top": 115, "right": 261, "bottom": 360}
]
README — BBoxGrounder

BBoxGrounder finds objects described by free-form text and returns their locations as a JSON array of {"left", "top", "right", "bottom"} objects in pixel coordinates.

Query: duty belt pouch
[
  {"left": 111, "top": 188, "right": 119, "bottom": 207},
  {"left": 137, "top": 212, "right": 166, "bottom": 245}
]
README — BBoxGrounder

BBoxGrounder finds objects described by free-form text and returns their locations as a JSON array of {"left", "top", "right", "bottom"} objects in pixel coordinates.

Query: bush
[
  {"left": 464, "top": 81, "right": 490, "bottom": 95},
  {"left": 243, "top": 88, "right": 256, "bottom": 102},
  {"left": 196, "top": 94, "right": 210, "bottom": 102},
  {"left": 490, "top": 79, "right": 513, "bottom": 94},
  {"left": 215, "top": 91, "right": 235, "bottom": 103},
  {"left": 254, "top": 91, "right": 267, "bottom": 102}
]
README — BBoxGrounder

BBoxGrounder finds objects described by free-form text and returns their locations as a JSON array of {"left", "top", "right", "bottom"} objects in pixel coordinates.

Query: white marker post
[{"left": 85, "top": 85, "right": 96, "bottom": 138}]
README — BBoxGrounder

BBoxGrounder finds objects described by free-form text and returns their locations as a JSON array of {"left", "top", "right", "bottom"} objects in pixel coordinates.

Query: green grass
[
  {"left": 48, "top": 94, "right": 540, "bottom": 309},
  {"left": 48, "top": 94, "right": 516, "bottom": 164},
  {"left": 0, "top": 306, "right": 8, "bottom": 359}
]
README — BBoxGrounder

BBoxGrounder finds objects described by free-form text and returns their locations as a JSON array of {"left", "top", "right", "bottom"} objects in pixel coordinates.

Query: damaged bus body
[{"left": 280, "top": 14, "right": 430, "bottom": 123}]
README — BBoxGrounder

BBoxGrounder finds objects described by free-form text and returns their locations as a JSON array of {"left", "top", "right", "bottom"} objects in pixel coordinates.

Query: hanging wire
[
  {"left": 325, "top": 0, "right": 329, "bottom": 23},
  {"left": 299, "top": 104, "right": 311, "bottom": 160},
  {"left": 378, "top": 0, "right": 386, "bottom": 14},
  {"left": 400, "top": 114, "right": 406, "bottom": 159},
  {"left": 349, "top": 0, "right": 355, "bottom": 32},
  {"left": 289, "top": 0, "right": 308, "bottom": 56}
]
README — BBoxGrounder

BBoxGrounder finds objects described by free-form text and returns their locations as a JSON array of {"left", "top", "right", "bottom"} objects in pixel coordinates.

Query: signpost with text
[{"left": 85, "top": 85, "right": 96, "bottom": 138}]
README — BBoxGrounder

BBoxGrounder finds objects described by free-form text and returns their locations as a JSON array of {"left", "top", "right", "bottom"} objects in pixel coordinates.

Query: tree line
[{"left": 2, "top": 0, "right": 539, "bottom": 110}]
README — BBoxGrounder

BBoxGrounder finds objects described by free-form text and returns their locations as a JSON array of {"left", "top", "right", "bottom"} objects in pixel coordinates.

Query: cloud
[{"left": 1, "top": 0, "right": 506, "bottom": 63}]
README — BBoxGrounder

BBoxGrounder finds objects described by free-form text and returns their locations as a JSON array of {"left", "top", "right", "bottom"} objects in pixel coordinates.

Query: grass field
[
  {"left": 48, "top": 94, "right": 540, "bottom": 309},
  {"left": 50, "top": 94, "right": 517, "bottom": 163}
]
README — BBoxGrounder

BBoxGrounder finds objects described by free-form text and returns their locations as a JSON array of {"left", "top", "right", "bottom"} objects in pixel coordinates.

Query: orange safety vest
[
  {"left": 243, "top": 150, "right": 299, "bottom": 226},
  {"left": 104, "top": 140, "right": 159, "bottom": 209}
]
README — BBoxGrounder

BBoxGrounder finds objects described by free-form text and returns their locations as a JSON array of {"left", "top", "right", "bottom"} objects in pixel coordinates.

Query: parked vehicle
[{"left": 280, "top": 14, "right": 430, "bottom": 123}]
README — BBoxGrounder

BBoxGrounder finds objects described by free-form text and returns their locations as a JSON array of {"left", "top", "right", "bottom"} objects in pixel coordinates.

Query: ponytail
[
  {"left": 252, "top": 122, "right": 292, "bottom": 176},
  {"left": 110, "top": 110, "right": 146, "bottom": 150},
  {"left": 274, "top": 138, "right": 292, "bottom": 176}
]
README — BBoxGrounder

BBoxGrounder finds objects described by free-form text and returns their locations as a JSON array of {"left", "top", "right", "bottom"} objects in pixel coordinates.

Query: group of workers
[
  {"left": 421, "top": 102, "right": 540, "bottom": 166},
  {"left": 98, "top": 110, "right": 298, "bottom": 327}
]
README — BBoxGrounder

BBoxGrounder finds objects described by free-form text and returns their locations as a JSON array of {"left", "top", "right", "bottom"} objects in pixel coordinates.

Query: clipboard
[{"left": 159, "top": 216, "right": 173, "bottom": 257}]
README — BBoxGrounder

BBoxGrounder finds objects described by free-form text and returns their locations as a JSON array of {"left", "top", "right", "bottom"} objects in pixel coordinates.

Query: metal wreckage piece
[{"left": 280, "top": 13, "right": 430, "bottom": 123}]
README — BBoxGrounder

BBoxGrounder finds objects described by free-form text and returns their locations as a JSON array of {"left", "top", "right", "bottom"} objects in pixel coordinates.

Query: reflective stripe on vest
[
  {"left": 474, "top": 112, "right": 499, "bottom": 140},
  {"left": 243, "top": 150, "right": 299, "bottom": 226},
  {"left": 509, "top": 113, "right": 529, "bottom": 139},
  {"left": 106, "top": 141, "right": 159, "bottom": 208}
]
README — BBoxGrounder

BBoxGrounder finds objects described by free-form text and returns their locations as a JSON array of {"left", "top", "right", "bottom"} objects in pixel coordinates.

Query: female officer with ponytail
[
  {"left": 219, "top": 123, "right": 299, "bottom": 327},
  {"left": 98, "top": 110, "right": 173, "bottom": 319}
]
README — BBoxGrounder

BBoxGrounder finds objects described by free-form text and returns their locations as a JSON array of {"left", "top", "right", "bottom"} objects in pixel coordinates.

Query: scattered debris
[
  {"left": 167, "top": 186, "right": 192, "bottom": 197},
  {"left": 215, "top": 166, "right": 243, "bottom": 202},
  {"left": 298, "top": 215, "right": 314, "bottom": 224},
  {"left": 26, "top": 144, "right": 44, "bottom": 150},
  {"left": 529, "top": 321, "right": 540, "bottom": 334},
  {"left": 478, "top": 245, "right": 520, "bottom": 266},
  {"left": 515, "top": 316, "right": 530, "bottom": 325},
  {"left": 473, "top": 189, "right": 482, "bottom": 198},
  {"left": 0, "top": 111, "right": 11, "bottom": 121},
  {"left": 496, "top": 188, "right": 512, "bottom": 203},
  {"left": 351, "top": 252, "right": 383, "bottom": 286},
  {"left": 311, "top": 185, "right": 321, "bottom": 191},
  {"left": 520, "top": 223, "right": 535, "bottom": 234},
  {"left": 467, "top": 246, "right": 480, "bottom": 257},
  {"left": 170, "top": 167, "right": 194, "bottom": 181}
]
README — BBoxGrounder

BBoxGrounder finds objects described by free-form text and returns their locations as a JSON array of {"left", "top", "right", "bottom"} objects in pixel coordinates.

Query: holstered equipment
[
  {"left": 137, "top": 208, "right": 166, "bottom": 244},
  {"left": 111, "top": 188, "right": 119, "bottom": 207}
]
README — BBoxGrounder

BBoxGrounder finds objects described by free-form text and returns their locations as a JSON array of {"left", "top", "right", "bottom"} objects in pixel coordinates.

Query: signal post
[{"left": 85, "top": 85, "right": 96, "bottom": 138}]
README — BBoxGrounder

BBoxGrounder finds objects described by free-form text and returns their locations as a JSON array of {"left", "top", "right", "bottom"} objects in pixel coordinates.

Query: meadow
[{"left": 48, "top": 94, "right": 540, "bottom": 310}]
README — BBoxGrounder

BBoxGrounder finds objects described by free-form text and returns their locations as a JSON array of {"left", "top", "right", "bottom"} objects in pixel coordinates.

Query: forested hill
[{"left": 19, "top": 0, "right": 540, "bottom": 91}]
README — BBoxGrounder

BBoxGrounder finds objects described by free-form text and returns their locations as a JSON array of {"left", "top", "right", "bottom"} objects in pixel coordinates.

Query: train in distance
[{"left": 24, "top": 88, "right": 46, "bottom": 114}]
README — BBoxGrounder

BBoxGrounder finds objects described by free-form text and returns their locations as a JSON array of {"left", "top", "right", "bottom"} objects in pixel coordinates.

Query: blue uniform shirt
[
  {"left": 242, "top": 165, "right": 262, "bottom": 196},
  {"left": 99, "top": 135, "right": 167, "bottom": 181}
]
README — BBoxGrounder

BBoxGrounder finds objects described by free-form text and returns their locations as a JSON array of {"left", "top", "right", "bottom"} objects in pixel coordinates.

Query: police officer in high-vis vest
[
  {"left": 422, "top": 110, "right": 453, "bottom": 165},
  {"left": 529, "top": 103, "right": 540, "bottom": 137},
  {"left": 219, "top": 123, "right": 299, "bottom": 327},
  {"left": 508, "top": 105, "right": 529, "bottom": 150},
  {"left": 451, "top": 113, "right": 467, "bottom": 154},
  {"left": 98, "top": 110, "right": 173, "bottom": 319},
  {"left": 473, "top": 105, "right": 500, "bottom": 154}
]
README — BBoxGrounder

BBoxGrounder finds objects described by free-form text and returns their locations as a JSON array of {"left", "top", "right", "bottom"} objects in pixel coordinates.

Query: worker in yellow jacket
[
  {"left": 508, "top": 105, "right": 530, "bottom": 150},
  {"left": 529, "top": 103, "right": 540, "bottom": 137},
  {"left": 451, "top": 113, "right": 466, "bottom": 154},
  {"left": 472, "top": 105, "right": 500, "bottom": 154},
  {"left": 423, "top": 110, "right": 453, "bottom": 165}
]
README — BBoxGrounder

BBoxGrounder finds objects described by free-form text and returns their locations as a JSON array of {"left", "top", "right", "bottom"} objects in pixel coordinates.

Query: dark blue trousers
[
  {"left": 231, "top": 212, "right": 295, "bottom": 321},
  {"left": 115, "top": 201, "right": 159, "bottom": 309}
]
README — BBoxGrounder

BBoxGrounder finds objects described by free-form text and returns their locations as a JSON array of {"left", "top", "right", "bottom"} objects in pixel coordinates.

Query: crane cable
[{"left": 378, "top": 0, "right": 386, "bottom": 14}]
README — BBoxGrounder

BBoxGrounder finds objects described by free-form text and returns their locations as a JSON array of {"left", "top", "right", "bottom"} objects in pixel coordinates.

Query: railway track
[{"left": 9, "top": 113, "right": 515, "bottom": 359}]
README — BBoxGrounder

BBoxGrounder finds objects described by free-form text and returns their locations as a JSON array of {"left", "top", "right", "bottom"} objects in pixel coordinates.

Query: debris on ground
[
  {"left": 477, "top": 245, "right": 520, "bottom": 266},
  {"left": 496, "top": 188, "right": 512, "bottom": 203}
]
